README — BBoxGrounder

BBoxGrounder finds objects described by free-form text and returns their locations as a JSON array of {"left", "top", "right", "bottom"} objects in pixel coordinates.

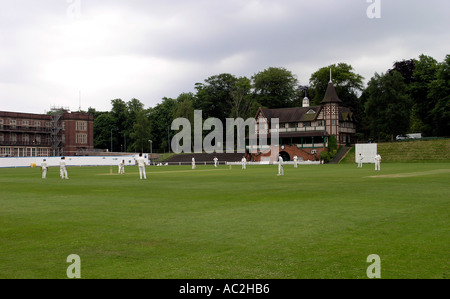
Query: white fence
[
  {"left": 0, "top": 154, "right": 148, "bottom": 168},
  {"left": 226, "top": 161, "right": 321, "bottom": 166}
]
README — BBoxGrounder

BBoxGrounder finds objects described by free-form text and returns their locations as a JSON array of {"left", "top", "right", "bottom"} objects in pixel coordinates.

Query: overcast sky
[{"left": 1, "top": 0, "right": 449, "bottom": 114}]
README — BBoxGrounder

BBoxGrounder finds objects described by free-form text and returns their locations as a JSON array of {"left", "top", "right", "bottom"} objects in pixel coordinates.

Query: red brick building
[
  {"left": 249, "top": 81, "right": 356, "bottom": 162},
  {"left": 0, "top": 109, "right": 94, "bottom": 157}
]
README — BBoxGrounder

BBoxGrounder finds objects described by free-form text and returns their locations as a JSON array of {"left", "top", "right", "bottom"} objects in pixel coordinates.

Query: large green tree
[
  {"left": 309, "top": 63, "right": 364, "bottom": 114},
  {"left": 408, "top": 55, "right": 439, "bottom": 135},
  {"left": 429, "top": 54, "right": 450, "bottom": 136},
  {"left": 124, "top": 98, "right": 145, "bottom": 151},
  {"left": 130, "top": 109, "right": 152, "bottom": 153},
  {"left": 230, "top": 76, "right": 254, "bottom": 119},
  {"left": 252, "top": 67, "right": 298, "bottom": 108},
  {"left": 389, "top": 59, "right": 415, "bottom": 84},
  {"left": 194, "top": 73, "right": 238, "bottom": 121},
  {"left": 148, "top": 97, "right": 177, "bottom": 152},
  {"left": 365, "top": 71, "right": 412, "bottom": 141},
  {"left": 92, "top": 112, "right": 115, "bottom": 150}
]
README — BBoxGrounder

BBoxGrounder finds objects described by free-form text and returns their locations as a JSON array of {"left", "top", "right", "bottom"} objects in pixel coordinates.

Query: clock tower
[{"left": 321, "top": 78, "right": 342, "bottom": 142}]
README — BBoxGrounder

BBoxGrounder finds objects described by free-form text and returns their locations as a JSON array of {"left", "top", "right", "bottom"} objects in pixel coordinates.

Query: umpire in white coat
[{"left": 374, "top": 153, "right": 382, "bottom": 171}]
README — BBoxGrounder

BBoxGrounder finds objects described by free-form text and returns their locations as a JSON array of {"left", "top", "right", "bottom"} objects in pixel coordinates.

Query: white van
[{"left": 407, "top": 133, "right": 422, "bottom": 139}]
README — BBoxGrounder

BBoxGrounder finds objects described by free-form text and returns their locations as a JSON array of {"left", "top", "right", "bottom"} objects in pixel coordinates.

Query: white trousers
[
  {"left": 139, "top": 166, "right": 146, "bottom": 179},
  {"left": 375, "top": 162, "right": 381, "bottom": 171},
  {"left": 60, "top": 167, "right": 68, "bottom": 179}
]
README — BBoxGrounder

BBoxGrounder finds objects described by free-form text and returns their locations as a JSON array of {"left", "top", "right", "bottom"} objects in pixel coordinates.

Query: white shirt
[
  {"left": 137, "top": 157, "right": 146, "bottom": 167},
  {"left": 60, "top": 160, "right": 66, "bottom": 168},
  {"left": 41, "top": 162, "right": 48, "bottom": 170}
]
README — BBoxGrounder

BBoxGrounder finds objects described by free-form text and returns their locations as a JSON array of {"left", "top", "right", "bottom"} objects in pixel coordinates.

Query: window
[
  {"left": 38, "top": 148, "right": 48, "bottom": 157},
  {"left": 0, "top": 133, "right": 3, "bottom": 142},
  {"left": 11, "top": 134, "right": 17, "bottom": 142},
  {"left": 1, "top": 148, "right": 12, "bottom": 156},
  {"left": 304, "top": 122, "right": 311, "bottom": 127},
  {"left": 76, "top": 121, "right": 87, "bottom": 131},
  {"left": 76, "top": 133, "right": 87, "bottom": 144},
  {"left": 34, "top": 121, "right": 41, "bottom": 127},
  {"left": 10, "top": 120, "right": 16, "bottom": 129},
  {"left": 23, "top": 134, "right": 29, "bottom": 143}
]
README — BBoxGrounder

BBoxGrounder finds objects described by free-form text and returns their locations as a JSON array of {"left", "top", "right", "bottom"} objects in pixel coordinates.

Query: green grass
[
  {"left": 341, "top": 138, "right": 450, "bottom": 163},
  {"left": 0, "top": 163, "right": 449, "bottom": 279}
]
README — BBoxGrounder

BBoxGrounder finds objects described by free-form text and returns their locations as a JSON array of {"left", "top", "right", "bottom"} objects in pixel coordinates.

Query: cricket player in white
[
  {"left": 192, "top": 157, "right": 196, "bottom": 169},
  {"left": 60, "top": 157, "right": 69, "bottom": 179},
  {"left": 358, "top": 153, "right": 364, "bottom": 168},
  {"left": 213, "top": 157, "right": 218, "bottom": 168},
  {"left": 41, "top": 159, "right": 48, "bottom": 179},
  {"left": 374, "top": 153, "right": 382, "bottom": 171},
  {"left": 241, "top": 156, "right": 247, "bottom": 169},
  {"left": 277, "top": 155, "right": 284, "bottom": 176},
  {"left": 118, "top": 160, "right": 125, "bottom": 174},
  {"left": 137, "top": 154, "right": 147, "bottom": 179},
  {"left": 293, "top": 156, "right": 298, "bottom": 168}
]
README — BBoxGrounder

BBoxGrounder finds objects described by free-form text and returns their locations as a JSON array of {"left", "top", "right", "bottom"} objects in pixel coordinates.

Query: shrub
[{"left": 320, "top": 151, "right": 330, "bottom": 163}]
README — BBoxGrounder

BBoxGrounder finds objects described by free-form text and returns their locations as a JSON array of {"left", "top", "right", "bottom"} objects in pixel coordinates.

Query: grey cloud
[{"left": 0, "top": 0, "right": 449, "bottom": 113}]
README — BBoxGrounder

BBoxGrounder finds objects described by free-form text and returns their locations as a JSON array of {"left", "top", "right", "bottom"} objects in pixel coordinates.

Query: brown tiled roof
[
  {"left": 260, "top": 106, "right": 321, "bottom": 123},
  {"left": 320, "top": 82, "right": 342, "bottom": 104},
  {"left": 339, "top": 107, "right": 354, "bottom": 121}
]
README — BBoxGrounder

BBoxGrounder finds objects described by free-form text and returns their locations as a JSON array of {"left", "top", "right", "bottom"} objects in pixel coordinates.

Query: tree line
[{"left": 88, "top": 53, "right": 449, "bottom": 153}]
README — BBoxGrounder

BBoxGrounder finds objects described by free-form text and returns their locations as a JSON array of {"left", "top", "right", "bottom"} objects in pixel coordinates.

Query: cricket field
[{"left": 0, "top": 162, "right": 448, "bottom": 279}]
